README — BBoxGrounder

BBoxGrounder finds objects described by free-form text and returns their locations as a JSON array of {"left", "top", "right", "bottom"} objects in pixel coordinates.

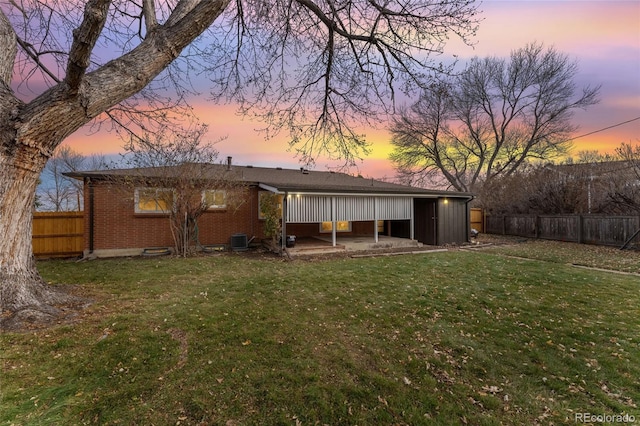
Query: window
[
  {"left": 135, "top": 188, "right": 173, "bottom": 213},
  {"left": 320, "top": 221, "right": 351, "bottom": 233},
  {"left": 203, "top": 190, "right": 226, "bottom": 210}
]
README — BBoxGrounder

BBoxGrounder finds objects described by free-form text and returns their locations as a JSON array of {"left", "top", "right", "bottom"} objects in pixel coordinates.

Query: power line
[{"left": 568, "top": 116, "right": 640, "bottom": 142}]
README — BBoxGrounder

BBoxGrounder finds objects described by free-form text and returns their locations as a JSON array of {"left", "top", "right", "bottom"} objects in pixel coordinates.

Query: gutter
[
  {"left": 257, "top": 183, "right": 471, "bottom": 199},
  {"left": 258, "top": 183, "right": 284, "bottom": 194}
]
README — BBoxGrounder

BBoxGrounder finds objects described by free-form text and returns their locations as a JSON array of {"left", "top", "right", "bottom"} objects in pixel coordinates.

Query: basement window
[{"left": 135, "top": 188, "right": 173, "bottom": 213}]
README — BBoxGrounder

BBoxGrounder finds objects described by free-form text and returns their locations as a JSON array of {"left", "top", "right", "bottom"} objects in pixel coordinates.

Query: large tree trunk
[
  {"left": 0, "top": 81, "right": 84, "bottom": 326},
  {"left": 0, "top": 153, "right": 73, "bottom": 325},
  {"left": 0, "top": 1, "right": 230, "bottom": 327}
]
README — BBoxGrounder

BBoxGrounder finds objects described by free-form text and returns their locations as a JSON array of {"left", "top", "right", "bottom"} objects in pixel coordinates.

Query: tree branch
[
  {"left": 142, "top": 0, "right": 158, "bottom": 34},
  {"left": 65, "top": 0, "right": 111, "bottom": 93},
  {"left": 0, "top": 9, "right": 17, "bottom": 87}
]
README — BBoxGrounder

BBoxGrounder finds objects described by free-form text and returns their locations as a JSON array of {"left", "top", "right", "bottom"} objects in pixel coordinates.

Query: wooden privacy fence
[
  {"left": 485, "top": 214, "right": 640, "bottom": 247},
  {"left": 470, "top": 208, "right": 484, "bottom": 233},
  {"left": 32, "top": 212, "right": 84, "bottom": 258}
]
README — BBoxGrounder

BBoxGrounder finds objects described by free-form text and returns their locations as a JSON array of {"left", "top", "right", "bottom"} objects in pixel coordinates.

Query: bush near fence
[
  {"left": 485, "top": 214, "right": 640, "bottom": 247},
  {"left": 32, "top": 212, "right": 84, "bottom": 258}
]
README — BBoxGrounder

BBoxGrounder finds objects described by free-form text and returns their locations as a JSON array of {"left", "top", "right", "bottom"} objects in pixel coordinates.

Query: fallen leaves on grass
[
  {"left": 600, "top": 382, "right": 637, "bottom": 408},
  {"left": 480, "top": 385, "right": 503, "bottom": 395}
]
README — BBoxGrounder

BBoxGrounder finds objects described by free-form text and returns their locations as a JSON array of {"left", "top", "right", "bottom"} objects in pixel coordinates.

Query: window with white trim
[
  {"left": 203, "top": 190, "right": 227, "bottom": 210},
  {"left": 135, "top": 188, "right": 173, "bottom": 213}
]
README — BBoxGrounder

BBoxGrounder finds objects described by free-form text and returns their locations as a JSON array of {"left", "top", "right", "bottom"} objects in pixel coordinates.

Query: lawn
[
  {"left": 477, "top": 234, "right": 640, "bottom": 274},
  {"left": 1, "top": 247, "right": 639, "bottom": 425}
]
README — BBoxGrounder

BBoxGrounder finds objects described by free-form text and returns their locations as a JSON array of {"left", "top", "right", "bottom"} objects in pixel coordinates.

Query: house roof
[{"left": 65, "top": 163, "right": 474, "bottom": 198}]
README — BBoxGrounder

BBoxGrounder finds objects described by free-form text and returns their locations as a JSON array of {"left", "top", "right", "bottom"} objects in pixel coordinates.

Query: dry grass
[
  {"left": 476, "top": 234, "right": 640, "bottom": 274},
  {"left": 1, "top": 244, "right": 638, "bottom": 425}
]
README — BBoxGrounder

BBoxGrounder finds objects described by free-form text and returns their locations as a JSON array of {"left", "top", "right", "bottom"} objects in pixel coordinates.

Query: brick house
[{"left": 67, "top": 160, "right": 474, "bottom": 257}]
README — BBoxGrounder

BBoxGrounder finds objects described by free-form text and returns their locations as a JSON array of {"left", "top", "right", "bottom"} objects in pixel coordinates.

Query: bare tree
[
  {"left": 480, "top": 143, "right": 640, "bottom": 216},
  {"left": 616, "top": 142, "right": 640, "bottom": 180},
  {"left": 606, "top": 142, "right": 640, "bottom": 213},
  {"left": 39, "top": 146, "right": 106, "bottom": 211},
  {"left": 39, "top": 152, "right": 79, "bottom": 212},
  {"left": 567, "top": 150, "right": 616, "bottom": 165},
  {"left": 1, "top": 0, "right": 481, "bottom": 325},
  {"left": 479, "top": 163, "right": 593, "bottom": 215},
  {"left": 115, "top": 124, "right": 247, "bottom": 257},
  {"left": 389, "top": 43, "right": 600, "bottom": 192}
]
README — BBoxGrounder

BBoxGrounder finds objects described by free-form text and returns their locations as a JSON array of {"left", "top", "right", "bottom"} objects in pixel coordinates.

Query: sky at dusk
[{"left": 60, "top": 0, "right": 640, "bottom": 179}]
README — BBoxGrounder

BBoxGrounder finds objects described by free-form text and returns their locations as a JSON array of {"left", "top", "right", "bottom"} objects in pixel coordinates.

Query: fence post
[
  {"left": 535, "top": 215, "right": 540, "bottom": 239},
  {"left": 502, "top": 215, "right": 506, "bottom": 235}
]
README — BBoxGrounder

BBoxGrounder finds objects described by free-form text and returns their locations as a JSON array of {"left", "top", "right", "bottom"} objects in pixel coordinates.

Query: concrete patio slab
[{"left": 285, "top": 235, "right": 423, "bottom": 257}]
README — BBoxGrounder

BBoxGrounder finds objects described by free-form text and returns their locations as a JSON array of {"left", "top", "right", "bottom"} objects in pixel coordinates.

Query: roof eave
[{"left": 260, "top": 184, "right": 473, "bottom": 198}]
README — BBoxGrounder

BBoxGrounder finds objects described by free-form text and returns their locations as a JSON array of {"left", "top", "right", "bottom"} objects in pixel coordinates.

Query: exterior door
[{"left": 414, "top": 199, "right": 437, "bottom": 245}]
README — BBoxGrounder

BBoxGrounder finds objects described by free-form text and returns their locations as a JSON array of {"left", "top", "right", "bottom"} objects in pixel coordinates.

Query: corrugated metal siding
[
  {"left": 377, "top": 197, "right": 412, "bottom": 220},
  {"left": 335, "top": 197, "right": 374, "bottom": 221},
  {"left": 286, "top": 195, "right": 413, "bottom": 223},
  {"left": 286, "top": 195, "right": 332, "bottom": 222},
  {"left": 437, "top": 198, "right": 469, "bottom": 244}
]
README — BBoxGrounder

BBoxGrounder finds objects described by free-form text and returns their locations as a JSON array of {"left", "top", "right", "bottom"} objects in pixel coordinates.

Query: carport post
[
  {"left": 281, "top": 192, "right": 288, "bottom": 252},
  {"left": 374, "top": 197, "right": 379, "bottom": 243},
  {"left": 410, "top": 198, "right": 415, "bottom": 240},
  {"left": 331, "top": 196, "right": 337, "bottom": 247}
]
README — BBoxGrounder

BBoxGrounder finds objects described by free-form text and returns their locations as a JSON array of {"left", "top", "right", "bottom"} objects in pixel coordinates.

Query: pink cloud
[{"left": 56, "top": 0, "right": 640, "bottom": 178}]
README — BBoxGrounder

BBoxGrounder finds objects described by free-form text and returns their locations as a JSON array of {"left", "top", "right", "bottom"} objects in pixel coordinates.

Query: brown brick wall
[
  {"left": 83, "top": 180, "right": 396, "bottom": 252},
  {"left": 195, "top": 188, "right": 265, "bottom": 246},
  {"left": 85, "top": 181, "right": 266, "bottom": 251}
]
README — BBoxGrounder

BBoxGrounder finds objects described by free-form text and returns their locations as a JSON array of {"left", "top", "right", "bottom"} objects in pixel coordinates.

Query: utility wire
[
  {"left": 567, "top": 116, "right": 640, "bottom": 142},
  {"left": 550, "top": 116, "right": 640, "bottom": 170}
]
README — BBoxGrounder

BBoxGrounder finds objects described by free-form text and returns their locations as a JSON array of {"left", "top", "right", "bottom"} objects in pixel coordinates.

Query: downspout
[
  {"left": 465, "top": 195, "right": 475, "bottom": 243},
  {"left": 88, "top": 178, "right": 95, "bottom": 255},
  {"left": 250, "top": 186, "right": 255, "bottom": 237}
]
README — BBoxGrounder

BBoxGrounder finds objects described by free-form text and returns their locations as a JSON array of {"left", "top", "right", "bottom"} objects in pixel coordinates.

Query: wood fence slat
[
  {"left": 32, "top": 212, "right": 84, "bottom": 258},
  {"left": 484, "top": 213, "right": 640, "bottom": 247},
  {"left": 470, "top": 208, "right": 484, "bottom": 233}
]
